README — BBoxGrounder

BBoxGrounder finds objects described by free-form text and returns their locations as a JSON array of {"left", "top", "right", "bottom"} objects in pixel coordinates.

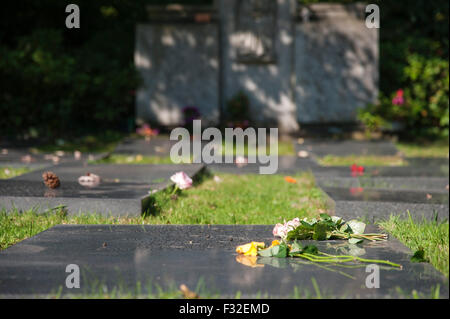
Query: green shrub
[
  {"left": 225, "top": 92, "right": 251, "bottom": 128},
  {"left": 357, "top": 0, "right": 449, "bottom": 139},
  {"left": 0, "top": 28, "right": 140, "bottom": 140},
  {"left": 359, "top": 54, "right": 449, "bottom": 138}
]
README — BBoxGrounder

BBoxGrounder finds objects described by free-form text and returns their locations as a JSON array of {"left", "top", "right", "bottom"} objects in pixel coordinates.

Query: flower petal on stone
[
  {"left": 236, "top": 242, "right": 265, "bottom": 256},
  {"left": 78, "top": 173, "right": 101, "bottom": 187},
  {"left": 297, "top": 150, "right": 309, "bottom": 158}
]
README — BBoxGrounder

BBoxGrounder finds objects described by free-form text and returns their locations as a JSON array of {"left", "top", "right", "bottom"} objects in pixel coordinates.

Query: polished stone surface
[
  {"left": 0, "top": 225, "right": 447, "bottom": 298},
  {"left": 12, "top": 163, "right": 203, "bottom": 184},
  {"left": 113, "top": 137, "right": 176, "bottom": 156},
  {"left": 312, "top": 165, "right": 449, "bottom": 178},
  {"left": 333, "top": 201, "right": 449, "bottom": 222},
  {"left": 321, "top": 187, "right": 448, "bottom": 205},
  {"left": 207, "top": 156, "right": 318, "bottom": 175},
  {"left": 316, "top": 176, "right": 449, "bottom": 192},
  {"left": 406, "top": 157, "right": 449, "bottom": 167},
  {"left": 0, "top": 164, "right": 205, "bottom": 215},
  {"left": 296, "top": 139, "right": 399, "bottom": 157},
  {"left": 0, "top": 148, "right": 106, "bottom": 166}
]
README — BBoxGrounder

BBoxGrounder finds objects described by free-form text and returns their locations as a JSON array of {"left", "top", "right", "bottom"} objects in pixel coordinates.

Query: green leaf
[
  {"left": 340, "top": 223, "right": 353, "bottom": 234},
  {"left": 313, "top": 222, "right": 328, "bottom": 241},
  {"left": 347, "top": 220, "right": 366, "bottom": 234},
  {"left": 273, "top": 243, "right": 288, "bottom": 258},
  {"left": 301, "top": 220, "right": 314, "bottom": 229},
  {"left": 289, "top": 240, "right": 303, "bottom": 254},
  {"left": 302, "top": 245, "right": 318, "bottom": 255},
  {"left": 411, "top": 248, "right": 428, "bottom": 263},
  {"left": 331, "top": 216, "right": 343, "bottom": 226},
  {"left": 320, "top": 213, "right": 331, "bottom": 221},
  {"left": 258, "top": 247, "right": 274, "bottom": 257},
  {"left": 348, "top": 238, "right": 364, "bottom": 244},
  {"left": 286, "top": 227, "right": 313, "bottom": 240}
]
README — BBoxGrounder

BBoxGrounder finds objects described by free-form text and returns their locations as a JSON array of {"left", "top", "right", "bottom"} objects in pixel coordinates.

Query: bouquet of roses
[
  {"left": 273, "top": 214, "right": 387, "bottom": 244},
  {"left": 235, "top": 214, "right": 400, "bottom": 269}
]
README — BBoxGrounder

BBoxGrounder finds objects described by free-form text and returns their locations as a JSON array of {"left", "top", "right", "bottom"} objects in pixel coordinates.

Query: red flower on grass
[{"left": 351, "top": 164, "right": 365, "bottom": 177}]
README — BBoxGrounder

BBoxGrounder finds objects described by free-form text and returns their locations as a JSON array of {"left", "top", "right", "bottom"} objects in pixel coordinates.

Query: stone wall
[
  {"left": 135, "top": 23, "right": 219, "bottom": 126},
  {"left": 220, "top": 0, "right": 299, "bottom": 133},
  {"left": 135, "top": 1, "right": 378, "bottom": 132},
  {"left": 295, "top": 3, "right": 378, "bottom": 124}
]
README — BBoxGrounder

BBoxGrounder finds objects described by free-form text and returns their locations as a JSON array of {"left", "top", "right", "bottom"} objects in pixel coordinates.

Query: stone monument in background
[{"left": 135, "top": 0, "right": 378, "bottom": 133}]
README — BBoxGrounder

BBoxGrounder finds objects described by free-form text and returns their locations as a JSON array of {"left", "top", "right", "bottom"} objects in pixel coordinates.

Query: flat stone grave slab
[
  {"left": 113, "top": 136, "right": 176, "bottom": 156},
  {"left": 333, "top": 201, "right": 449, "bottom": 222},
  {"left": 0, "top": 147, "right": 106, "bottom": 166},
  {"left": 296, "top": 139, "right": 400, "bottom": 157},
  {"left": 0, "top": 225, "right": 447, "bottom": 298},
  {"left": 406, "top": 157, "right": 449, "bottom": 167},
  {"left": 113, "top": 136, "right": 284, "bottom": 161},
  {"left": 0, "top": 164, "right": 204, "bottom": 216},
  {"left": 207, "top": 156, "right": 318, "bottom": 175},
  {"left": 316, "top": 176, "right": 449, "bottom": 192},
  {"left": 312, "top": 165, "right": 449, "bottom": 178},
  {"left": 320, "top": 187, "right": 448, "bottom": 205}
]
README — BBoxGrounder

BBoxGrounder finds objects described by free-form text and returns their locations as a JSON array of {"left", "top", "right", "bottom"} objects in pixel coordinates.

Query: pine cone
[{"left": 42, "top": 171, "right": 60, "bottom": 189}]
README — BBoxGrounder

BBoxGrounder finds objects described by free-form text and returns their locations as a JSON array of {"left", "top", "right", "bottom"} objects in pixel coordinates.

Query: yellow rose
[
  {"left": 269, "top": 240, "right": 281, "bottom": 248},
  {"left": 236, "top": 242, "right": 265, "bottom": 256}
]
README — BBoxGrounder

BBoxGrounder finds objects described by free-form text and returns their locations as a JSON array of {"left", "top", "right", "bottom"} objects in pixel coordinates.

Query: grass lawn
[
  {"left": 396, "top": 140, "right": 449, "bottom": 158},
  {"left": 0, "top": 172, "right": 329, "bottom": 250},
  {"left": 378, "top": 214, "right": 449, "bottom": 277},
  {"left": 0, "top": 166, "right": 32, "bottom": 179},
  {"left": 317, "top": 155, "right": 408, "bottom": 167}
]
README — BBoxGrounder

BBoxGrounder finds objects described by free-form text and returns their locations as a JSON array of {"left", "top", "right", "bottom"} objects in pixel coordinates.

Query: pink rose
[
  {"left": 272, "top": 223, "right": 285, "bottom": 237},
  {"left": 170, "top": 171, "right": 193, "bottom": 190},
  {"left": 285, "top": 217, "right": 301, "bottom": 230},
  {"left": 273, "top": 217, "right": 301, "bottom": 239}
]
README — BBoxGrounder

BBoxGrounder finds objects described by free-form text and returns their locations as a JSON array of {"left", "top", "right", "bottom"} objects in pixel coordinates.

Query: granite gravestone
[
  {"left": 0, "top": 225, "right": 447, "bottom": 298},
  {"left": 0, "top": 164, "right": 205, "bottom": 216}
]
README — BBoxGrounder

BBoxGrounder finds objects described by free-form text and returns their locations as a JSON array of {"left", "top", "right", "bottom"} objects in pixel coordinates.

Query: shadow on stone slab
[{"left": 0, "top": 225, "right": 447, "bottom": 298}]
